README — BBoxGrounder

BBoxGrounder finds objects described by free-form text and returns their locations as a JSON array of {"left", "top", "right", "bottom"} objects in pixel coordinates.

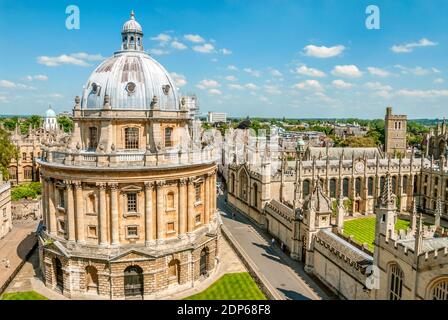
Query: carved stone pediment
[
  {"left": 110, "top": 249, "right": 155, "bottom": 262},
  {"left": 120, "top": 185, "right": 143, "bottom": 193}
]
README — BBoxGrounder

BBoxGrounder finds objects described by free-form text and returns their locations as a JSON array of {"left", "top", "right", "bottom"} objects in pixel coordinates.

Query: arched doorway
[
  {"left": 200, "top": 248, "right": 209, "bottom": 276},
  {"left": 124, "top": 265, "right": 144, "bottom": 299},
  {"left": 168, "top": 259, "right": 180, "bottom": 284},
  {"left": 54, "top": 258, "right": 63, "bottom": 291},
  {"left": 86, "top": 266, "right": 99, "bottom": 294}
]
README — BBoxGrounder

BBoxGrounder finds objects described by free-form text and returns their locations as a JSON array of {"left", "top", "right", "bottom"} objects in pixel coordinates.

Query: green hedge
[{"left": 11, "top": 182, "right": 42, "bottom": 201}]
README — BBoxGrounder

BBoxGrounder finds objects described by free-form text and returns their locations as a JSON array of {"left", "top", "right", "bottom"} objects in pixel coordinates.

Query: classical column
[
  {"left": 98, "top": 183, "right": 108, "bottom": 246},
  {"left": 42, "top": 178, "right": 48, "bottom": 228},
  {"left": 109, "top": 183, "right": 119, "bottom": 246},
  {"left": 156, "top": 181, "right": 164, "bottom": 241},
  {"left": 178, "top": 179, "right": 187, "bottom": 235},
  {"left": 48, "top": 179, "right": 57, "bottom": 236},
  {"left": 204, "top": 174, "right": 210, "bottom": 225},
  {"left": 144, "top": 182, "right": 154, "bottom": 245},
  {"left": 74, "top": 181, "right": 85, "bottom": 243},
  {"left": 66, "top": 181, "right": 76, "bottom": 242},
  {"left": 187, "top": 177, "right": 195, "bottom": 232}
]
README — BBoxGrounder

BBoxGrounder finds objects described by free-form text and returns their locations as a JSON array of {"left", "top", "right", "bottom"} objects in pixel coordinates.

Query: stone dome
[
  {"left": 45, "top": 107, "right": 56, "bottom": 117},
  {"left": 80, "top": 11, "right": 179, "bottom": 111}
]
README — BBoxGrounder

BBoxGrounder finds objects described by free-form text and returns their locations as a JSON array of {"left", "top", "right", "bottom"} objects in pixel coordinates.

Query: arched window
[
  {"left": 88, "top": 127, "right": 98, "bottom": 150},
  {"left": 368, "top": 177, "right": 374, "bottom": 196},
  {"left": 253, "top": 183, "right": 258, "bottom": 208},
  {"left": 168, "top": 259, "right": 180, "bottom": 284},
  {"left": 8, "top": 167, "right": 17, "bottom": 181},
  {"left": 22, "top": 152, "right": 27, "bottom": 161},
  {"left": 86, "top": 193, "right": 96, "bottom": 214},
  {"left": 231, "top": 173, "right": 235, "bottom": 194},
  {"left": 239, "top": 171, "right": 248, "bottom": 201},
  {"left": 402, "top": 176, "right": 408, "bottom": 195},
  {"left": 429, "top": 278, "right": 448, "bottom": 300},
  {"left": 125, "top": 127, "right": 139, "bottom": 149},
  {"left": 343, "top": 178, "right": 349, "bottom": 197},
  {"left": 355, "top": 177, "right": 362, "bottom": 196},
  {"left": 24, "top": 166, "right": 33, "bottom": 180},
  {"left": 166, "top": 192, "right": 175, "bottom": 210},
  {"left": 380, "top": 176, "right": 385, "bottom": 191},
  {"left": 303, "top": 180, "right": 310, "bottom": 198},
  {"left": 329, "top": 178, "right": 336, "bottom": 198},
  {"left": 195, "top": 184, "right": 202, "bottom": 203},
  {"left": 54, "top": 258, "right": 63, "bottom": 291},
  {"left": 124, "top": 265, "right": 143, "bottom": 298},
  {"left": 85, "top": 266, "right": 99, "bottom": 294},
  {"left": 388, "top": 263, "right": 404, "bottom": 300},
  {"left": 392, "top": 176, "right": 397, "bottom": 194},
  {"left": 165, "top": 127, "right": 173, "bottom": 147},
  {"left": 200, "top": 248, "right": 209, "bottom": 276}
]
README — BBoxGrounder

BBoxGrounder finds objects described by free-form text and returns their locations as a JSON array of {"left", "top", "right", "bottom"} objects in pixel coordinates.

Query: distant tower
[
  {"left": 44, "top": 106, "right": 57, "bottom": 131},
  {"left": 384, "top": 106, "right": 407, "bottom": 156}
]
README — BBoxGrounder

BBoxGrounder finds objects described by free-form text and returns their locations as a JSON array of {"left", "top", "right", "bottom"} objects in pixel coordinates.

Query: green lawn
[
  {"left": 343, "top": 217, "right": 410, "bottom": 252},
  {"left": 185, "top": 272, "right": 266, "bottom": 300},
  {"left": 1, "top": 291, "right": 48, "bottom": 300}
]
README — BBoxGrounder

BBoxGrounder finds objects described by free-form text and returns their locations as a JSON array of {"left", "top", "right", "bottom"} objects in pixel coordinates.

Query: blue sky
[{"left": 0, "top": 0, "right": 447, "bottom": 118}]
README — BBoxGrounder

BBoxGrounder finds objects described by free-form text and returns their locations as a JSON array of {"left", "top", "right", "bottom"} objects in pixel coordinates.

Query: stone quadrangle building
[
  {"left": 37, "top": 12, "right": 220, "bottom": 299},
  {"left": 0, "top": 173, "right": 12, "bottom": 239}
]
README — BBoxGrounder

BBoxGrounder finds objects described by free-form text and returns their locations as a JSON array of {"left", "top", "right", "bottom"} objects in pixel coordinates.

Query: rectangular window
[
  {"left": 125, "top": 127, "right": 139, "bottom": 149},
  {"left": 88, "top": 225, "right": 97, "bottom": 238},
  {"left": 165, "top": 127, "right": 173, "bottom": 147},
  {"left": 3, "top": 208, "right": 6, "bottom": 218},
  {"left": 88, "top": 127, "right": 98, "bottom": 150},
  {"left": 195, "top": 184, "right": 201, "bottom": 203},
  {"left": 126, "top": 226, "right": 138, "bottom": 238},
  {"left": 167, "top": 222, "right": 175, "bottom": 233},
  {"left": 195, "top": 214, "right": 201, "bottom": 224},
  {"left": 58, "top": 188, "right": 65, "bottom": 208},
  {"left": 22, "top": 153, "right": 27, "bottom": 161},
  {"left": 127, "top": 193, "right": 137, "bottom": 212}
]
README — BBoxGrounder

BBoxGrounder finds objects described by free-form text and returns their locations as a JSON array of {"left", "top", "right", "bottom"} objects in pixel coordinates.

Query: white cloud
[
  {"left": 367, "top": 67, "right": 391, "bottom": 77},
  {"left": 228, "top": 84, "right": 244, "bottom": 90},
  {"left": 268, "top": 68, "right": 283, "bottom": 77},
  {"left": 196, "top": 79, "right": 220, "bottom": 90},
  {"left": 391, "top": 38, "right": 438, "bottom": 53},
  {"left": 264, "top": 85, "right": 282, "bottom": 95},
  {"left": 227, "top": 65, "right": 238, "bottom": 71},
  {"left": 208, "top": 88, "right": 222, "bottom": 95},
  {"left": 332, "top": 79, "right": 353, "bottom": 89},
  {"left": 224, "top": 75, "right": 238, "bottom": 81},
  {"left": 434, "top": 78, "right": 445, "bottom": 84},
  {"left": 150, "top": 48, "right": 170, "bottom": 56},
  {"left": 171, "top": 41, "right": 187, "bottom": 50},
  {"left": 245, "top": 83, "right": 259, "bottom": 90},
  {"left": 170, "top": 72, "right": 187, "bottom": 88},
  {"left": 192, "top": 43, "right": 215, "bottom": 53},
  {"left": 150, "top": 33, "right": 172, "bottom": 43},
  {"left": 70, "top": 52, "right": 105, "bottom": 61},
  {"left": 295, "top": 65, "right": 326, "bottom": 78},
  {"left": 25, "top": 74, "right": 48, "bottom": 81},
  {"left": 184, "top": 34, "right": 205, "bottom": 43},
  {"left": 394, "top": 65, "right": 440, "bottom": 76},
  {"left": 331, "top": 65, "right": 362, "bottom": 78},
  {"left": 259, "top": 96, "right": 270, "bottom": 103},
  {"left": 364, "top": 82, "right": 392, "bottom": 91},
  {"left": 303, "top": 44, "right": 345, "bottom": 58},
  {"left": 292, "top": 79, "right": 323, "bottom": 91},
  {"left": 220, "top": 48, "right": 232, "bottom": 55},
  {"left": 243, "top": 68, "right": 261, "bottom": 77},
  {"left": 396, "top": 89, "right": 448, "bottom": 98},
  {"left": 38, "top": 54, "right": 97, "bottom": 67},
  {"left": 0, "top": 80, "right": 36, "bottom": 90},
  {"left": 0, "top": 95, "right": 8, "bottom": 103}
]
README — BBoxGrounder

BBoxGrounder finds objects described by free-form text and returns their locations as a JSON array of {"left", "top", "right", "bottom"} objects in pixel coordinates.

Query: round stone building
[{"left": 37, "top": 11, "right": 220, "bottom": 299}]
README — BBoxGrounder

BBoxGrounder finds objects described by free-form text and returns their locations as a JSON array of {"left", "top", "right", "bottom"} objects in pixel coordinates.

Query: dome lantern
[{"left": 121, "top": 10, "right": 144, "bottom": 51}]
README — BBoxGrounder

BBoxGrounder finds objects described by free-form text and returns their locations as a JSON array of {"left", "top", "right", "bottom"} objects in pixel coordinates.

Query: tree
[
  {"left": 0, "top": 126, "right": 18, "bottom": 178},
  {"left": 57, "top": 116, "right": 74, "bottom": 133},
  {"left": 339, "top": 136, "right": 377, "bottom": 148}
]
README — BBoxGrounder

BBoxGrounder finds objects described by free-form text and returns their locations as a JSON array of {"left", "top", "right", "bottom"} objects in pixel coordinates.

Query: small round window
[
  {"left": 126, "top": 82, "right": 136, "bottom": 94},
  {"left": 162, "top": 84, "right": 170, "bottom": 95}
]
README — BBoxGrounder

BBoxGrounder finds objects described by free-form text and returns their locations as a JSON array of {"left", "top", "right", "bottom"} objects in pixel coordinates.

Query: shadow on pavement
[{"left": 277, "top": 288, "right": 311, "bottom": 300}]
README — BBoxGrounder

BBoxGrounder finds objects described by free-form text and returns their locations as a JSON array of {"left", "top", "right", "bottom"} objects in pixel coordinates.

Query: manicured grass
[
  {"left": 185, "top": 272, "right": 266, "bottom": 300},
  {"left": 343, "top": 217, "right": 410, "bottom": 252},
  {"left": 1, "top": 291, "right": 48, "bottom": 300}
]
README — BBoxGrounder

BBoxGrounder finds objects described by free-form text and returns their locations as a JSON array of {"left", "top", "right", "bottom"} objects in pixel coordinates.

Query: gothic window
[
  {"left": 343, "top": 178, "right": 349, "bottom": 197},
  {"left": 388, "top": 263, "right": 404, "bottom": 300},
  {"left": 24, "top": 166, "right": 33, "bottom": 180},
  {"left": 435, "top": 177, "right": 439, "bottom": 186},
  {"left": 239, "top": 171, "right": 248, "bottom": 201},
  {"left": 392, "top": 176, "right": 397, "bottom": 194},
  {"left": 8, "top": 167, "right": 16, "bottom": 181},
  {"left": 330, "top": 179, "right": 336, "bottom": 198},
  {"left": 165, "top": 127, "right": 173, "bottom": 147},
  {"left": 355, "top": 177, "right": 362, "bottom": 196},
  {"left": 368, "top": 177, "right": 374, "bottom": 196},
  {"left": 22, "top": 152, "right": 27, "bottom": 161},
  {"left": 125, "top": 127, "right": 139, "bottom": 149},
  {"left": 253, "top": 183, "right": 258, "bottom": 208},
  {"left": 166, "top": 192, "right": 175, "bottom": 210},
  {"left": 231, "top": 173, "right": 235, "bottom": 194},
  {"left": 402, "top": 176, "right": 408, "bottom": 195},
  {"left": 195, "top": 183, "right": 202, "bottom": 202},
  {"left": 430, "top": 279, "right": 448, "bottom": 300},
  {"left": 380, "top": 176, "right": 385, "bottom": 191},
  {"left": 88, "top": 127, "right": 98, "bottom": 150},
  {"left": 127, "top": 193, "right": 137, "bottom": 212},
  {"left": 303, "top": 180, "right": 310, "bottom": 198}
]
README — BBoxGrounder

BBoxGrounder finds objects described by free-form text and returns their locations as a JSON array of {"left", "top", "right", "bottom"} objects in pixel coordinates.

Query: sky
[{"left": 0, "top": 0, "right": 447, "bottom": 119}]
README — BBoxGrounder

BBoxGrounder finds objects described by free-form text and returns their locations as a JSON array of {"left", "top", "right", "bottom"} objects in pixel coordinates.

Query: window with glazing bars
[{"left": 125, "top": 128, "right": 139, "bottom": 149}]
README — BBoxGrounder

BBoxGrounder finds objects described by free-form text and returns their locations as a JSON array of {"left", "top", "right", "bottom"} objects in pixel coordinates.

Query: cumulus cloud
[
  {"left": 264, "top": 85, "right": 282, "bottom": 95},
  {"left": 243, "top": 68, "right": 261, "bottom": 77},
  {"left": 391, "top": 38, "right": 438, "bottom": 53},
  {"left": 224, "top": 75, "right": 238, "bottom": 81},
  {"left": 364, "top": 82, "right": 392, "bottom": 91},
  {"left": 196, "top": 79, "right": 220, "bottom": 90},
  {"left": 171, "top": 41, "right": 187, "bottom": 50},
  {"left": 268, "top": 68, "right": 283, "bottom": 77},
  {"left": 396, "top": 89, "right": 448, "bottom": 98},
  {"left": 295, "top": 65, "right": 326, "bottom": 78},
  {"left": 394, "top": 65, "right": 441, "bottom": 76},
  {"left": 302, "top": 44, "right": 345, "bottom": 58},
  {"left": 434, "top": 78, "right": 444, "bottom": 84},
  {"left": 245, "top": 83, "right": 259, "bottom": 90},
  {"left": 331, "top": 65, "right": 362, "bottom": 78},
  {"left": 367, "top": 67, "right": 391, "bottom": 77},
  {"left": 220, "top": 48, "right": 232, "bottom": 55},
  {"left": 37, "top": 52, "right": 105, "bottom": 67},
  {"left": 170, "top": 72, "right": 187, "bottom": 88},
  {"left": 227, "top": 84, "right": 244, "bottom": 90},
  {"left": 0, "top": 80, "right": 36, "bottom": 90},
  {"left": 150, "top": 48, "right": 170, "bottom": 56},
  {"left": 150, "top": 33, "right": 172, "bottom": 43},
  {"left": 184, "top": 34, "right": 205, "bottom": 43},
  {"left": 192, "top": 43, "right": 215, "bottom": 53},
  {"left": 292, "top": 79, "right": 323, "bottom": 91},
  {"left": 227, "top": 65, "right": 238, "bottom": 71},
  {"left": 25, "top": 74, "right": 48, "bottom": 81},
  {"left": 332, "top": 79, "right": 353, "bottom": 89},
  {"left": 208, "top": 88, "right": 222, "bottom": 95}
]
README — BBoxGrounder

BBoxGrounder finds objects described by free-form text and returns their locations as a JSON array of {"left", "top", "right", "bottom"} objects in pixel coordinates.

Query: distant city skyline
[{"left": 0, "top": 0, "right": 447, "bottom": 118}]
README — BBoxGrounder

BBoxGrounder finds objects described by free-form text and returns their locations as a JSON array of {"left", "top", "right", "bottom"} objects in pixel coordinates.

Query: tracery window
[
  {"left": 388, "top": 264, "right": 404, "bottom": 300},
  {"left": 329, "top": 179, "right": 336, "bottom": 198},
  {"left": 430, "top": 279, "right": 448, "bottom": 300},
  {"left": 368, "top": 177, "right": 374, "bottom": 196},
  {"left": 303, "top": 180, "right": 310, "bottom": 198}
]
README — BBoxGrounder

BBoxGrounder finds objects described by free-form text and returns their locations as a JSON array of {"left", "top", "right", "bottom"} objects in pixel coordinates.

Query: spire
[
  {"left": 414, "top": 213, "right": 424, "bottom": 256},
  {"left": 410, "top": 199, "right": 417, "bottom": 234},
  {"left": 435, "top": 199, "right": 442, "bottom": 228},
  {"left": 130, "top": 9, "right": 135, "bottom": 20},
  {"left": 380, "top": 172, "right": 396, "bottom": 208}
]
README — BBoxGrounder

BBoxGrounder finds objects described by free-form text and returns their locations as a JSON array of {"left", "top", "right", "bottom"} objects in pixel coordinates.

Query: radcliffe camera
[{"left": 0, "top": 0, "right": 447, "bottom": 316}]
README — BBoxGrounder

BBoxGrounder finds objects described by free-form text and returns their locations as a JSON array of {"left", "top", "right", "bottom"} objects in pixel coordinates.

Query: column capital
[
  {"left": 187, "top": 177, "right": 195, "bottom": 184},
  {"left": 96, "top": 182, "right": 107, "bottom": 190},
  {"left": 108, "top": 182, "right": 119, "bottom": 190},
  {"left": 144, "top": 181, "right": 154, "bottom": 190},
  {"left": 179, "top": 178, "right": 188, "bottom": 186},
  {"left": 155, "top": 180, "right": 165, "bottom": 188},
  {"left": 73, "top": 181, "right": 83, "bottom": 189},
  {"left": 206, "top": 172, "right": 214, "bottom": 178}
]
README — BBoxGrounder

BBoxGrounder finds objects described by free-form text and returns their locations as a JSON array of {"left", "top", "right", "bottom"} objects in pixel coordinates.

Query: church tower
[{"left": 384, "top": 106, "right": 407, "bottom": 156}]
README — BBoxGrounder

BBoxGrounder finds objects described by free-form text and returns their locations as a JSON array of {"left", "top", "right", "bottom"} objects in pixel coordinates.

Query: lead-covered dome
[{"left": 80, "top": 11, "right": 179, "bottom": 110}]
